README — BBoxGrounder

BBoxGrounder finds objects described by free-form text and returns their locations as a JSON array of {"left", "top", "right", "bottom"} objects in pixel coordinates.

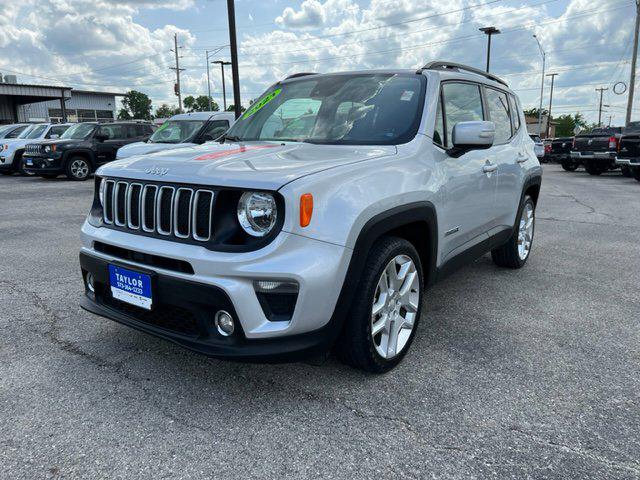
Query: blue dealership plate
[
  {"left": 108, "top": 265, "right": 152, "bottom": 310},
  {"left": 25, "top": 158, "right": 33, "bottom": 166}
]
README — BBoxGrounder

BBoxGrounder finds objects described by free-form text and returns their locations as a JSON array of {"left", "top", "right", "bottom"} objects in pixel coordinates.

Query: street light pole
[
  {"left": 206, "top": 50, "right": 212, "bottom": 111},
  {"left": 533, "top": 35, "right": 546, "bottom": 136},
  {"left": 227, "top": 0, "right": 242, "bottom": 119},
  {"left": 626, "top": 0, "right": 640, "bottom": 126},
  {"left": 479, "top": 26, "right": 501, "bottom": 72},
  {"left": 212, "top": 60, "right": 232, "bottom": 110},
  {"left": 546, "top": 73, "right": 559, "bottom": 138}
]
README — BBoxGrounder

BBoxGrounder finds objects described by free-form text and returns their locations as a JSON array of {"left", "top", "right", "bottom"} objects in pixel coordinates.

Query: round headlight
[
  {"left": 44, "top": 145, "right": 51, "bottom": 153},
  {"left": 237, "top": 192, "right": 278, "bottom": 237}
]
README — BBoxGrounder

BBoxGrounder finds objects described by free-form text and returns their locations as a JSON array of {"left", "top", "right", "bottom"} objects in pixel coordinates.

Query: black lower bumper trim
[{"left": 79, "top": 252, "right": 332, "bottom": 362}]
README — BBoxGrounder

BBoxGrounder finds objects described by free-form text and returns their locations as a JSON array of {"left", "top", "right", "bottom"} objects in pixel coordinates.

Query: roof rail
[
  {"left": 284, "top": 72, "right": 319, "bottom": 80},
  {"left": 418, "top": 61, "right": 508, "bottom": 87}
]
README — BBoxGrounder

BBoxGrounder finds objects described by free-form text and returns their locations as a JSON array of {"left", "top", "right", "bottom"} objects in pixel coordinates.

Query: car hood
[
  {"left": 98, "top": 141, "right": 397, "bottom": 190},
  {"left": 117, "top": 141, "right": 196, "bottom": 159}
]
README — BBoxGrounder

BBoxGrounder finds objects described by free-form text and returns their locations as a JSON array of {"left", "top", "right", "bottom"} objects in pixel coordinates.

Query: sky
[{"left": 0, "top": 0, "right": 636, "bottom": 125}]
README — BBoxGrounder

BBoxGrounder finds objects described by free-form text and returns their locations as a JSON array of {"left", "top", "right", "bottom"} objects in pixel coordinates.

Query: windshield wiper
[{"left": 220, "top": 134, "right": 242, "bottom": 143}]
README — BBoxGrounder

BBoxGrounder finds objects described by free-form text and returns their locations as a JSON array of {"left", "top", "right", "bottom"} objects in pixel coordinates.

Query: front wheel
[
  {"left": 336, "top": 236, "right": 423, "bottom": 373},
  {"left": 492, "top": 195, "right": 535, "bottom": 269},
  {"left": 65, "top": 157, "right": 91, "bottom": 181},
  {"left": 16, "top": 155, "right": 35, "bottom": 176},
  {"left": 621, "top": 165, "right": 632, "bottom": 178},
  {"left": 561, "top": 159, "right": 578, "bottom": 172},
  {"left": 584, "top": 161, "right": 603, "bottom": 176}
]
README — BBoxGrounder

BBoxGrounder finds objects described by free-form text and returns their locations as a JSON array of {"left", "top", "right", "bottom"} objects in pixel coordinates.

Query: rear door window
[{"left": 485, "top": 88, "right": 513, "bottom": 144}]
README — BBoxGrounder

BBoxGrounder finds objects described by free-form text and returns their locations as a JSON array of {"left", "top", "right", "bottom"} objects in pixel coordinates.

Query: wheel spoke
[{"left": 372, "top": 315, "right": 386, "bottom": 336}]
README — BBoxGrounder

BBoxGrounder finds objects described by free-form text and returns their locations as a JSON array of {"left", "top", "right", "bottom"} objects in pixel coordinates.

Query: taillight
[
  {"left": 545, "top": 144, "right": 552, "bottom": 153},
  {"left": 572, "top": 137, "right": 576, "bottom": 149},
  {"left": 608, "top": 136, "right": 618, "bottom": 150}
]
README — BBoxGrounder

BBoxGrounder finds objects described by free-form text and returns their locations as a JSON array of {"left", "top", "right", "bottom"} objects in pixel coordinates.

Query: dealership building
[{"left": 0, "top": 76, "right": 123, "bottom": 124}]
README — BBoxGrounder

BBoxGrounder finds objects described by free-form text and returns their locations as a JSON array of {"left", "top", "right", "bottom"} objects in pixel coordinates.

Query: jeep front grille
[
  {"left": 102, "top": 179, "right": 215, "bottom": 242},
  {"left": 25, "top": 144, "right": 43, "bottom": 155}
]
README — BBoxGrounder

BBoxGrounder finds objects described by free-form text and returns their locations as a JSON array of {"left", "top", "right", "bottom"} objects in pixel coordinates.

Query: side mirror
[
  {"left": 448, "top": 121, "right": 495, "bottom": 158},
  {"left": 95, "top": 132, "right": 109, "bottom": 142}
]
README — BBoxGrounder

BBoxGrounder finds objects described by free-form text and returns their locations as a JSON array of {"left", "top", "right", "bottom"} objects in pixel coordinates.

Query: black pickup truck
[
  {"left": 616, "top": 122, "right": 640, "bottom": 181},
  {"left": 570, "top": 127, "right": 623, "bottom": 175},
  {"left": 546, "top": 137, "right": 575, "bottom": 170}
]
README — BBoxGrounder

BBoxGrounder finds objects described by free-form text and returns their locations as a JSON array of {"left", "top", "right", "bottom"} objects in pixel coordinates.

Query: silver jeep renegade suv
[{"left": 79, "top": 62, "right": 542, "bottom": 373}]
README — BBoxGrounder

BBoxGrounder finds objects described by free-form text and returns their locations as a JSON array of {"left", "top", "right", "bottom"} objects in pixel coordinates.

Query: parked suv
[
  {"left": 571, "top": 127, "right": 623, "bottom": 175},
  {"left": 0, "top": 123, "right": 30, "bottom": 139},
  {"left": 79, "top": 62, "right": 542, "bottom": 372},
  {"left": 529, "top": 134, "right": 544, "bottom": 161},
  {"left": 0, "top": 123, "right": 71, "bottom": 176},
  {"left": 116, "top": 112, "right": 235, "bottom": 160},
  {"left": 23, "top": 121, "right": 155, "bottom": 180},
  {"left": 616, "top": 122, "right": 640, "bottom": 181}
]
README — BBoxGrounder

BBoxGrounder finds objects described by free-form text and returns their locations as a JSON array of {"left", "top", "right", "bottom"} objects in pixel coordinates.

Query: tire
[
  {"left": 492, "top": 195, "right": 535, "bottom": 269},
  {"left": 621, "top": 165, "right": 632, "bottom": 178},
  {"left": 336, "top": 236, "right": 423, "bottom": 373},
  {"left": 16, "top": 153, "right": 35, "bottom": 176},
  {"left": 584, "top": 161, "right": 603, "bottom": 176},
  {"left": 634, "top": 168, "right": 640, "bottom": 182},
  {"left": 561, "top": 159, "right": 578, "bottom": 172},
  {"left": 65, "top": 156, "right": 92, "bottom": 181}
]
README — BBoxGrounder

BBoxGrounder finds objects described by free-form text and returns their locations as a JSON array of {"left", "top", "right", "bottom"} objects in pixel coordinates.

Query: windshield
[
  {"left": 149, "top": 120, "right": 206, "bottom": 143},
  {"left": 227, "top": 73, "right": 425, "bottom": 145},
  {"left": 61, "top": 123, "right": 96, "bottom": 140},
  {"left": 24, "top": 124, "right": 47, "bottom": 139},
  {"left": 18, "top": 125, "right": 37, "bottom": 138}
]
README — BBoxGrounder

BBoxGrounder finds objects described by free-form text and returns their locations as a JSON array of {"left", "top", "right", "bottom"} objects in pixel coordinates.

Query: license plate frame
[{"left": 108, "top": 264, "right": 154, "bottom": 310}]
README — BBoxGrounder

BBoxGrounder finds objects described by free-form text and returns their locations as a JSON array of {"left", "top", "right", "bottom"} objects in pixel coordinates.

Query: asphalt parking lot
[{"left": 0, "top": 165, "right": 639, "bottom": 479}]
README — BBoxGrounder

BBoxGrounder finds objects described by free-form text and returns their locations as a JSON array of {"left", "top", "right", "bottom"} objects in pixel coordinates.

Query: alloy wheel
[
  {"left": 518, "top": 202, "right": 534, "bottom": 261},
  {"left": 371, "top": 254, "right": 420, "bottom": 360},
  {"left": 71, "top": 159, "right": 89, "bottom": 179}
]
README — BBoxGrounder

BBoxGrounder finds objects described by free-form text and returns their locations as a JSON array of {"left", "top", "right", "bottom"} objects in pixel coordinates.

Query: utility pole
[
  {"left": 479, "top": 26, "right": 501, "bottom": 72},
  {"left": 626, "top": 0, "right": 640, "bottom": 126},
  {"left": 546, "top": 73, "right": 559, "bottom": 138},
  {"left": 596, "top": 87, "right": 609, "bottom": 127},
  {"left": 212, "top": 60, "right": 232, "bottom": 110},
  {"left": 533, "top": 35, "right": 546, "bottom": 136},
  {"left": 206, "top": 50, "right": 213, "bottom": 111},
  {"left": 227, "top": 0, "right": 242, "bottom": 119},
  {"left": 170, "top": 33, "right": 185, "bottom": 112}
]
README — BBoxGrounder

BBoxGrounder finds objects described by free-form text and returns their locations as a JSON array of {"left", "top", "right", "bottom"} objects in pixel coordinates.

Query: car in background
[
  {"left": 116, "top": 112, "right": 235, "bottom": 160},
  {"left": 23, "top": 121, "right": 154, "bottom": 181},
  {"left": 529, "top": 134, "right": 545, "bottom": 161},
  {"left": 570, "top": 126, "right": 623, "bottom": 175},
  {"left": 0, "top": 123, "right": 30, "bottom": 139},
  {"left": 545, "top": 136, "right": 576, "bottom": 170},
  {"left": 616, "top": 122, "right": 640, "bottom": 181},
  {"left": 0, "top": 123, "right": 71, "bottom": 176}
]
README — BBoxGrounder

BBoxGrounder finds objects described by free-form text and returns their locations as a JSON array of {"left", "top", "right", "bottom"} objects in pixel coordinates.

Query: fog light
[
  {"left": 214, "top": 310, "right": 235, "bottom": 336},
  {"left": 86, "top": 273, "right": 95, "bottom": 293}
]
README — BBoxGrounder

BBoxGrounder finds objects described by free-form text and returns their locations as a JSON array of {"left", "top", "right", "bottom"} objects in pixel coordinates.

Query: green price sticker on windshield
[{"left": 243, "top": 88, "right": 282, "bottom": 119}]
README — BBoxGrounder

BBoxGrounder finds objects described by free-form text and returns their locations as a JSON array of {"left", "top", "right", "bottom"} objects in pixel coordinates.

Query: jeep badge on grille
[{"left": 146, "top": 166, "right": 169, "bottom": 176}]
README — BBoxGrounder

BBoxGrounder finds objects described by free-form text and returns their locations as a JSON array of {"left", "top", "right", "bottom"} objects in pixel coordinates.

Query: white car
[
  {"left": 529, "top": 134, "right": 544, "bottom": 160},
  {"left": 116, "top": 112, "right": 235, "bottom": 159},
  {"left": 0, "top": 123, "right": 30, "bottom": 140},
  {"left": 79, "top": 62, "right": 542, "bottom": 373},
  {"left": 0, "top": 123, "right": 72, "bottom": 175}
]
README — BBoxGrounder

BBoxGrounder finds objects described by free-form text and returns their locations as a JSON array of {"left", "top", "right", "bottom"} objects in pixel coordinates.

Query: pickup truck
[
  {"left": 570, "top": 127, "right": 623, "bottom": 175},
  {"left": 546, "top": 136, "right": 576, "bottom": 170},
  {"left": 616, "top": 122, "right": 640, "bottom": 181}
]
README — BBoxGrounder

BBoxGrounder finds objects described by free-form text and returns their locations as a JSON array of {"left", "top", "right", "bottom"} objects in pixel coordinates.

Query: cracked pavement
[{"left": 1, "top": 164, "right": 639, "bottom": 479}]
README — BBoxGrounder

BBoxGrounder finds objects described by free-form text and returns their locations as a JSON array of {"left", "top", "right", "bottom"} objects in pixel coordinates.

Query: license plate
[
  {"left": 108, "top": 265, "right": 152, "bottom": 310},
  {"left": 25, "top": 158, "right": 33, "bottom": 166}
]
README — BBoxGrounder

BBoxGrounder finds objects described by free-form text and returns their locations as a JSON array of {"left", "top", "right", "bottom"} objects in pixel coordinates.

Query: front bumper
[
  {"left": 571, "top": 151, "right": 616, "bottom": 162},
  {"left": 0, "top": 152, "right": 16, "bottom": 170},
  {"left": 79, "top": 223, "right": 352, "bottom": 359},
  {"left": 22, "top": 155, "right": 64, "bottom": 175}
]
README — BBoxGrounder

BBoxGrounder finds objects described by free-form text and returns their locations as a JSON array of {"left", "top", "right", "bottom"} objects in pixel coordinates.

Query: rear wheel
[
  {"left": 621, "top": 165, "right": 632, "bottom": 177},
  {"left": 65, "top": 157, "right": 91, "bottom": 181},
  {"left": 492, "top": 195, "right": 535, "bottom": 269},
  {"left": 561, "top": 159, "right": 578, "bottom": 171},
  {"left": 336, "top": 236, "right": 423, "bottom": 373}
]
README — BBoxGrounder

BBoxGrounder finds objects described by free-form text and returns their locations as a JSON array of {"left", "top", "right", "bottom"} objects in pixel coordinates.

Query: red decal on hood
[{"left": 194, "top": 144, "right": 278, "bottom": 161}]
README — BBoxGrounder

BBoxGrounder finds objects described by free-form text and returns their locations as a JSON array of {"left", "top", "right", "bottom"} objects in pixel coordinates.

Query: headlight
[
  {"left": 44, "top": 145, "right": 51, "bottom": 153},
  {"left": 98, "top": 178, "right": 105, "bottom": 207},
  {"left": 237, "top": 191, "right": 278, "bottom": 237}
]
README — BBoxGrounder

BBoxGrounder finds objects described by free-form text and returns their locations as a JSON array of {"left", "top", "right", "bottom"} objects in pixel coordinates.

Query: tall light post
[
  {"left": 227, "top": 0, "right": 242, "bottom": 119},
  {"left": 626, "top": 0, "right": 640, "bottom": 126},
  {"left": 212, "top": 60, "right": 232, "bottom": 110},
  {"left": 205, "top": 46, "right": 228, "bottom": 111},
  {"left": 533, "top": 34, "right": 546, "bottom": 136},
  {"left": 546, "top": 73, "right": 559, "bottom": 138},
  {"left": 479, "top": 26, "right": 501, "bottom": 72}
]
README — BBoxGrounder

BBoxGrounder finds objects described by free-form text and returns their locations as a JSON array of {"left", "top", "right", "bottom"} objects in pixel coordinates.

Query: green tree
[
  {"left": 154, "top": 104, "right": 180, "bottom": 119},
  {"left": 183, "top": 95, "right": 218, "bottom": 112},
  {"left": 119, "top": 90, "right": 152, "bottom": 120},
  {"left": 226, "top": 104, "right": 246, "bottom": 113},
  {"left": 523, "top": 107, "right": 549, "bottom": 118},
  {"left": 554, "top": 113, "right": 587, "bottom": 137}
]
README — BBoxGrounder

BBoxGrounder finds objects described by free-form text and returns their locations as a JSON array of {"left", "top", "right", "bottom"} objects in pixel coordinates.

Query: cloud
[{"left": 276, "top": 0, "right": 326, "bottom": 29}]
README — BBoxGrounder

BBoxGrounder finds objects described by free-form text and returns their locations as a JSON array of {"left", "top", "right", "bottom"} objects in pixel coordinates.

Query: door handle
[
  {"left": 516, "top": 152, "right": 528, "bottom": 163},
  {"left": 482, "top": 164, "right": 498, "bottom": 173}
]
